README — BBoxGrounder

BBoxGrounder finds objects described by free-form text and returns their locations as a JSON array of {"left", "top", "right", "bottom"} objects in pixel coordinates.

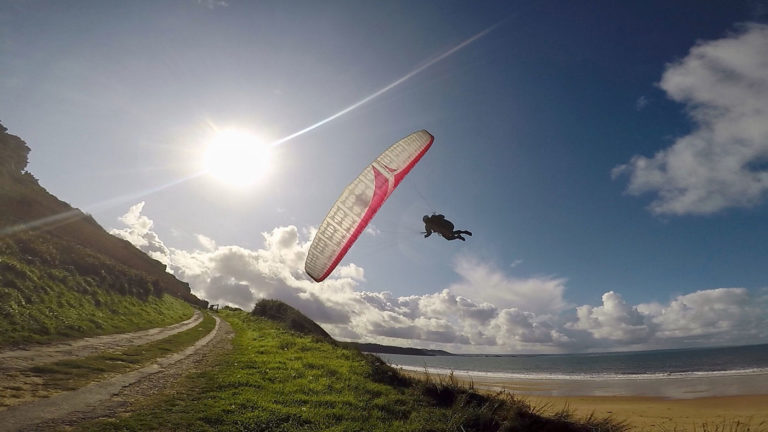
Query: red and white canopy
[{"left": 305, "top": 130, "right": 434, "bottom": 282}]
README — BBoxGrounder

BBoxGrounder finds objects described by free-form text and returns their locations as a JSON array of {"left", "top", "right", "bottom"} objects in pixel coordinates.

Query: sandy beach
[
  {"left": 528, "top": 394, "right": 768, "bottom": 431},
  {"left": 403, "top": 370, "right": 768, "bottom": 431}
]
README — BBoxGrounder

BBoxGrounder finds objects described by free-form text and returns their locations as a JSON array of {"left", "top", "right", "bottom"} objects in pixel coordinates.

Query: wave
[{"left": 394, "top": 364, "right": 768, "bottom": 381}]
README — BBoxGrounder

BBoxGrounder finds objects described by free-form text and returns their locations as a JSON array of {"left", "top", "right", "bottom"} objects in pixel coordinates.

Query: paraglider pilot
[{"left": 423, "top": 214, "right": 472, "bottom": 241}]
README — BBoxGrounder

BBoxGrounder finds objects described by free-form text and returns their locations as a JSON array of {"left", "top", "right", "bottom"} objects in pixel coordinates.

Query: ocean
[{"left": 376, "top": 343, "right": 768, "bottom": 380}]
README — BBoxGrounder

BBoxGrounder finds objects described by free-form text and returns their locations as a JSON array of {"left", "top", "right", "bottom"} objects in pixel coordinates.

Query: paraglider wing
[{"left": 305, "top": 130, "right": 434, "bottom": 282}]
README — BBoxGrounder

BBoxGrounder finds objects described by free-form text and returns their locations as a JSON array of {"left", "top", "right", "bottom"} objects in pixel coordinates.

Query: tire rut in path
[
  {"left": 0, "top": 314, "right": 234, "bottom": 432},
  {"left": 0, "top": 310, "right": 203, "bottom": 372}
]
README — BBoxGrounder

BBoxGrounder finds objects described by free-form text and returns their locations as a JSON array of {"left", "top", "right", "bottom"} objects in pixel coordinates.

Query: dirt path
[
  {"left": 0, "top": 314, "right": 234, "bottom": 432},
  {"left": 0, "top": 310, "right": 203, "bottom": 372}
]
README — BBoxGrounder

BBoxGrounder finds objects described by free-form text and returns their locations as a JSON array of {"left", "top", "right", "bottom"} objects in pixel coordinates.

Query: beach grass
[{"left": 73, "top": 308, "right": 629, "bottom": 431}]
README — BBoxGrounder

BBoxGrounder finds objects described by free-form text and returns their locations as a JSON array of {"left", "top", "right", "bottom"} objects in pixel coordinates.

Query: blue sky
[{"left": 2, "top": 0, "right": 767, "bottom": 353}]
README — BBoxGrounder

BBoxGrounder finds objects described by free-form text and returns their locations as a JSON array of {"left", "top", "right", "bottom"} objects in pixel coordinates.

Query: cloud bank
[
  {"left": 111, "top": 203, "right": 768, "bottom": 353},
  {"left": 614, "top": 24, "right": 768, "bottom": 215}
]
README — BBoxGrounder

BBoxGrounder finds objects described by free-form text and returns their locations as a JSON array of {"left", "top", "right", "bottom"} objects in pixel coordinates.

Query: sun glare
[{"left": 203, "top": 129, "right": 272, "bottom": 187}]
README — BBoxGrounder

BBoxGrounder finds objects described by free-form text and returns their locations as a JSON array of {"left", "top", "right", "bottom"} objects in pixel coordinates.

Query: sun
[{"left": 203, "top": 129, "right": 273, "bottom": 187}]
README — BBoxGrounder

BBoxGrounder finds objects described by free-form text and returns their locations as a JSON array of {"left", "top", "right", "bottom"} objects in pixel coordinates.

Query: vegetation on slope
[
  {"left": 0, "top": 228, "right": 197, "bottom": 346},
  {"left": 75, "top": 308, "right": 627, "bottom": 431},
  {"left": 0, "top": 122, "right": 211, "bottom": 346},
  {"left": 0, "top": 122, "right": 206, "bottom": 308},
  {"left": 251, "top": 298, "right": 334, "bottom": 341},
  {"left": 0, "top": 243, "right": 195, "bottom": 346}
]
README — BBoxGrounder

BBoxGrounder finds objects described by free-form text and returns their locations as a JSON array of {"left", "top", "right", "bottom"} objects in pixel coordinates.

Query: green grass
[
  {"left": 74, "top": 309, "right": 628, "bottom": 432},
  {"left": 252, "top": 298, "right": 333, "bottom": 340},
  {"left": 0, "top": 251, "right": 196, "bottom": 347}
]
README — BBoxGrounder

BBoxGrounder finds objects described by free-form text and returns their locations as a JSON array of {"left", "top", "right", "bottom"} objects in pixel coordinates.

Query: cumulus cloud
[
  {"left": 111, "top": 203, "right": 768, "bottom": 353},
  {"left": 570, "top": 291, "right": 653, "bottom": 343},
  {"left": 449, "top": 256, "right": 569, "bottom": 315},
  {"left": 489, "top": 308, "right": 565, "bottom": 344},
  {"left": 614, "top": 24, "right": 768, "bottom": 215},
  {"left": 110, "top": 201, "right": 171, "bottom": 264},
  {"left": 638, "top": 288, "right": 767, "bottom": 343},
  {"left": 196, "top": 234, "right": 217, "bottom": 251},
  {"left": 569, "top": 288, "right": 768, "bottom": 349}
]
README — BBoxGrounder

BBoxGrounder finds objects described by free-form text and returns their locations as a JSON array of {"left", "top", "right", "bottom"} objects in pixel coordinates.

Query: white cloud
[
  {"left": 489, "top": 308, "right": 566, "bottom": 344},
  {"left": 336, "top": 263, "right": 366, "bottom": 281},
  {"left": 569, "top": 288, "right": 768, "bottom": 349},
  {"left": 449, "top": 256, "right": 569, "bottom": 315},
  {"left": 570, "top": 291, "right": 653, "bottom": 343},
  {"left": 196, "top": 234, "right": 216, "bottom": 251},
  {"left": 638, "top": 288, "right": 767, "bottom": 343},
  {"left": 614, "top": 24, "right": 768, "bottom": 215},
  {"left": 110, "top": 203, "right": 768, "bottom": 353},
  {"left": 110, "top": 201, "right": 171, "bottom": 265}
]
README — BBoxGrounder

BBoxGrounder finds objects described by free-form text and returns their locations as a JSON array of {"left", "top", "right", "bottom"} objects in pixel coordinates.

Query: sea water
[{"left": 376, "top": 343, "right": 768, "bottom": 380}]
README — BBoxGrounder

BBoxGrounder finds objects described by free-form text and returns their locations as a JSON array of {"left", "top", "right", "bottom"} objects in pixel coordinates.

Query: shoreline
[
  {"left": 402, "top": 369, "right": 768, "bottom": 431},
  {"left": 394, "top": 364, "right": 768, "bottom": 381},
  {"left": 399, "top": 366, "right": 768, "bottom": 399}
]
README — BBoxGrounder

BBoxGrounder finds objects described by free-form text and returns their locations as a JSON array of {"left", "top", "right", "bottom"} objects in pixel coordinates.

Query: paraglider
[
  {"left": 305, "top": 130, "right": 434, "bottom": 282},
  {"left": 422, "top": 214, "right": 472, "bottom": 241}
]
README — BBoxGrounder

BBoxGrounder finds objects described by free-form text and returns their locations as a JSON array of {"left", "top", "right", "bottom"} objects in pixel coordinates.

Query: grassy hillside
[
  {"left": 0, "top": 257, "right": 194, "bottom": 347},
  {"left": 0, "top": 123, "right": 205, "bottom": 308},
  {"left": 251, "top": 298, "right": 335, "bottom": 341},
  {"left": 74, "top": 308, "right": 626, "bottom": 432},
  {"left": 0, "top": 122, "right": 209, "bottom": 346}
]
